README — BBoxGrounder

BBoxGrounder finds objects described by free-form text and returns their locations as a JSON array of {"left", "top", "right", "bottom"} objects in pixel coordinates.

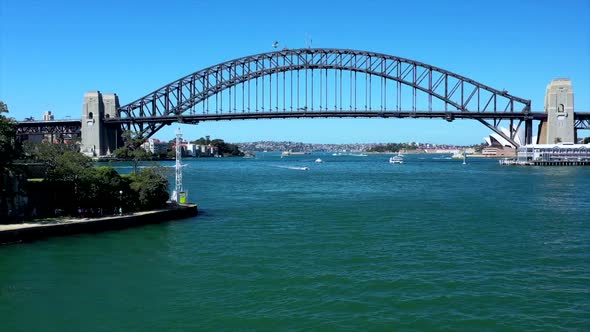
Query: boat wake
[{"left": 273, "top": 165, "right": 310, "bottom": 171}]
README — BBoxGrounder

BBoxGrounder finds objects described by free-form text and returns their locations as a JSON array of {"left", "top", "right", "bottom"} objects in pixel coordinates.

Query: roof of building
[{"left": 521, "top": 143, "right": 590, "bottom": 149}]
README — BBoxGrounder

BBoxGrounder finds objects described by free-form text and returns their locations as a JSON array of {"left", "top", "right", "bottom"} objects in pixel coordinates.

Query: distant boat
[
  {"left": 349, "top": 153, "right": 368, "bottom": 157},
  {"left": 315, "top": 158, "right": 323, "bottom": 163},
  {"left": 451, "top": 151, "right": 464, "bottom": 159},
  {"left": 282, "top": 151, "right": 307, "bottom": 157},
  {"left": 389, "top": 155, "right": 404, "bottom": 164}
]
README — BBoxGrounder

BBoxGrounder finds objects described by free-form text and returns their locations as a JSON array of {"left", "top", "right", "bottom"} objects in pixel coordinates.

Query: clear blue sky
[{"left": 1, "top": 0, "right": 589, "bottom": 144}]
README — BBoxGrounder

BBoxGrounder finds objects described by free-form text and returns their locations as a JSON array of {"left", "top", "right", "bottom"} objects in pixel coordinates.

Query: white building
[
  {"left": 142, "top": 139, "right": 168, "bottom": 155},
  {"left": 43, "top": 111, "right": 54, "bottom": 121},
  {"left": 516, "top": 143, "right": 590, "bottom": 162}
]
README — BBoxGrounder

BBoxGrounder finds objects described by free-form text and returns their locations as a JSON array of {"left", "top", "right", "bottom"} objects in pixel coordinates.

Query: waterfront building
[
  {"left": 185, "top": 144, "right": 198, "bottom": 157},
  {"left": 142, "top": 138, "right": 168, "bottom": 155},
  {"left": 516, "top": 143, "right": 590, "bottom": 162},
  {"left": 482, "top": 147, "right": 516, "bottom": 157},
  {"left": 500, "top": 143, "right": 590, "bottom": 165}
]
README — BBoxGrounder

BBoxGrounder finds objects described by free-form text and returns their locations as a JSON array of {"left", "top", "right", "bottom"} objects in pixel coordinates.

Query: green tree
[
  {"left": 46, "top": 150, "right": 95, "bottom": 214},
  {"left": 190, "top": 137, "right": 209, "bottom": 145},
  {"left": 583, "top": 137, "right": 590, "bottom": 144},
  {"left": 87, "top": 166, "right": 125, "bottom": 213},
  {"left": 112, "top": 131, "right": 150, "bottom": 174},
  {"left": 209, "top": 138, "right": 244, "bottom": 156},
  {"left": 0, "top": 101, "right": 21, "bottom": 170},
  {"left": 22, "top": 140, "right": 78, "bottom": 168},
  {"left": 128, "top": 167, "right": 169, "bottom": 210},
  {"left": 0, "top": 101, "right": 24, "bottom": 218}
]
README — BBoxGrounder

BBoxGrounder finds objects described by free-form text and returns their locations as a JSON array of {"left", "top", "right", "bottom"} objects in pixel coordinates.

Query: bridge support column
[
  {"left": 537, "top": 79, "right": 575, "bottom": 144},
  {"left": 525, "top": 119, "right": 533, "bottom": 145},
  {"left": 80, "top": 91, "right": 121, "bottom": 157},
  {"left": 103, "top": 93, "right": 122, "bottom": 154}
]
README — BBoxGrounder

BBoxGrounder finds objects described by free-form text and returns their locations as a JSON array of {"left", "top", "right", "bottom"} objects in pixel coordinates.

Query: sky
[{"left": 1, "top": 0, "right": 589, "bottom": 144}]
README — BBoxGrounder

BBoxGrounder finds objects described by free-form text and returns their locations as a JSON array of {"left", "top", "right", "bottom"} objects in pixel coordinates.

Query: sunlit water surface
[{"left": 1, "top": 154, "right": 589, "bottom": 331}]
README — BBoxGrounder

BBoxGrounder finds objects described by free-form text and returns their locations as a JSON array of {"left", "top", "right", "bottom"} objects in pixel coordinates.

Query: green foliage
[
  {"left": 127, "top": 167, "right": 169, "bottom": 210},
  {"left": 21, "top": 141, "right": 169, "bottom": 217},
  {"left": 23, "top": 141, "right": 79, "bottom": 169},
  {"left": 190, "top": 137, "right": 209, "bottom": 145},
  {"left": 0, "top": 101, "right": 22, "bottom": 172},
  {"left": 167, "top": 149, "right": 176, "bottom": 159},
  {"left": 209, "top": 138, "right": 244, "bottom": 156},
  {"left": 0, "top": 101, "right": 24, "bottom": 218},
  {"left": 367, "top": 143, "right": 417, "bottom": 153},
  {"left": 113, "top": 131, "right": 150, "bottom": 173},
  {"left": 583, "top": 137, "right": 590, "bottom": 144}
]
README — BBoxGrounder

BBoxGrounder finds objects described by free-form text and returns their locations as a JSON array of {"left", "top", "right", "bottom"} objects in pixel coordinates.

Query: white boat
[
  {"left": 389, "top": 155, "right": 404, "bottom": 164},
  {"left": 451, "top": 151, "right": 464, "bottom": 159},
  {"left": 315, "top": 158, "right": 323, "bottom": 163}
]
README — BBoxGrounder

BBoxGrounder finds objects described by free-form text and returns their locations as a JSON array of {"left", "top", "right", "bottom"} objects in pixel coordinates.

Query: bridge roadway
[
  {"left": 16, "top": 118, "right": 82, "bottom": 137},
  {"left": 104, "top": 110, "right": 549, "bottom": 124},
  {"left": 16, "top": 111, "right": 590, "bottom": 132}
]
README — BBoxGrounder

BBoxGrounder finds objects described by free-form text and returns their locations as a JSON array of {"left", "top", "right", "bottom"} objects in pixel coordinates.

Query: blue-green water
[{"left": 1, "top": 154, "right": 589, "bottom": 331}]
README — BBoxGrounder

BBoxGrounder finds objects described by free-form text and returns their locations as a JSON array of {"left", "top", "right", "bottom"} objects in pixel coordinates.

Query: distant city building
[
  {"left": 42, "top": 111, "right": 54, "bottom": 121},
  {"left": 142, "top": 139, "right": 168, "bottom": 155}
]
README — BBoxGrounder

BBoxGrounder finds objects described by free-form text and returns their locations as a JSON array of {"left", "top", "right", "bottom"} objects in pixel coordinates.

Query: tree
[
  {"left": 0, "top": 101, "right": 21, "bottom": 169},
  {"left": 190, "top": 137, "right": 209, "bottom": 145},
  {"left": 88, "top": 167, "right": 126, "bottom": 214},
  {"left": 128, "top": 167, "right": 169, "bottom": 210},
  {"left": 46, "top": 150, "right": 95, "bottom": 214},
  {"left": 0, "top": 101, "right": 24, "bottom": 219},
  {"left": 583, "top": 137, "right": 590, "bottom": 144},
  {"left": 209, "top": 138, "right": 244, "bottom": 156},
  {"left": 113, "top": 131, "right": 149, "bottom": 174}
]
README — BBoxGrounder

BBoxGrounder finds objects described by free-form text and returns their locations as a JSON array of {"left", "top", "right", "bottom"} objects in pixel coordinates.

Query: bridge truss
[
  {"left": 110, "top": 48, "right": 534, "bottom": 146},
  {"left": 16, "top": 119, "right": 82, "bottom": 142}
]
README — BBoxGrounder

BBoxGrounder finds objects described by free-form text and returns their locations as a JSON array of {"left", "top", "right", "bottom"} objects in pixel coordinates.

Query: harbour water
[{"left": 1, "top": 154, "right": 589, "bottom": 331}]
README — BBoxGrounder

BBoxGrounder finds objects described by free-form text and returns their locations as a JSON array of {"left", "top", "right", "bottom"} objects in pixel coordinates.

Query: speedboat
[
  {"left": 315, "top": 158, "right": 323, "bottom": 163},
  {"left": 389, "top": 155, "right": 404, "bottom": 164}
]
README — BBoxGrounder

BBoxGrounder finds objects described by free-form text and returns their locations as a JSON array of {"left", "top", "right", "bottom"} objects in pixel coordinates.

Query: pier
[{"left": 499, "top": 159, "right": 590, "bottom": 166}]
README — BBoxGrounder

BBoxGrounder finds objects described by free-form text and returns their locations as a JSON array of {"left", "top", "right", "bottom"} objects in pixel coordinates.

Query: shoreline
[{"left": 0, "top": 204, "right": 198, "bottom": 245}]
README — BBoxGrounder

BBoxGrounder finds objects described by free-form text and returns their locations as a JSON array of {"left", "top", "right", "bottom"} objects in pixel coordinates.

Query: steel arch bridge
[{"left": 108, "top": 48, "right": 537, "bottom": 146}]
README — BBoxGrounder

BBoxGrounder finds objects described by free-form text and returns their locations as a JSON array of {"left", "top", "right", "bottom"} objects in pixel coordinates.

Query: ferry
[{"left": 281, "top": 150, "right": 308, "bottom": 157}]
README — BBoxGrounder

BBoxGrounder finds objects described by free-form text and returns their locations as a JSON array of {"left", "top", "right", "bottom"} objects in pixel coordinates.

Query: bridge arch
[{"left": 112, "top": 48, "right": 531, "bottom": 146}]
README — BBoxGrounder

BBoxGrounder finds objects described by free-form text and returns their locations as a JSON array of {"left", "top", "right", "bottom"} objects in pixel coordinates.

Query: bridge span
[{"left": 14, "top": 48, "right": 590, "bottom": 155}]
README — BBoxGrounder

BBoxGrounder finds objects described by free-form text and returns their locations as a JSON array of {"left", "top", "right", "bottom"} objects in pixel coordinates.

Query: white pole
[{"left": 175, "top": 128, "right": 183, "bottom": 202}]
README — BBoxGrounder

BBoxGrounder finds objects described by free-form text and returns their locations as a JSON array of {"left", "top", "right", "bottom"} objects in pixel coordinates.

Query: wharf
[
  {"left": 0, "top": 204, "right": 197, "bottom": 245},
  {"left": 499, "top": 159, "right": 590, "bottom": 166}
]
